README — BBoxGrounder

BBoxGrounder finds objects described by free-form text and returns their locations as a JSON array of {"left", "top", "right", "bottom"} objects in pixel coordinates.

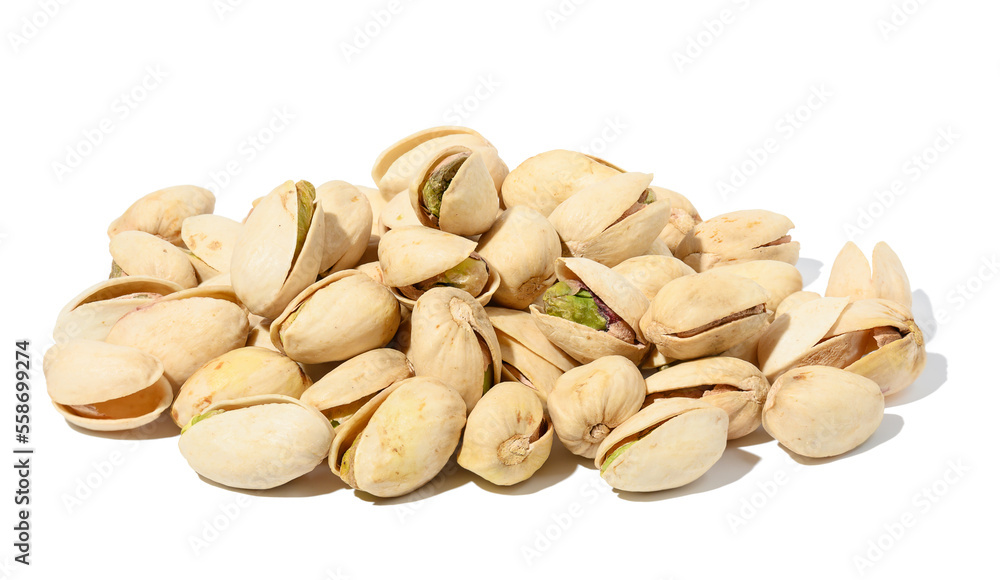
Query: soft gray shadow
[
  {"left": 615, "top": 447, "right": 761, "bottom": 502},
  {"left": 886, "top": 352, "right": 947, "bottom": 408},
  {"left": 366, "top": 455, "right": 476, "bottom": 505},
  {"left": 67, "top": 412, "right": 180, "bottom": 440},
  {"left": 197, "top": 462, "right": 345, "bottom": 498},
  {"left": 797, "top": 258, "right": 823, "bottom": 288},
  {"left": 785, "top": 413, "right": 904, "bottom": 466},
  {"left": 911, "top": 289, "right": 937, "bottom": 343},
  {"left": 727, "top": 425, "right": 773, "bottom": 448},
  {"left": 470, "top": 437, "right": 585, "bottom": 496}
]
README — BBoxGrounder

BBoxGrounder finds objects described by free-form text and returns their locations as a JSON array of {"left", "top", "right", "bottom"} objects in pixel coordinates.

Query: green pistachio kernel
[
  {"left": 642, "top": 188, "right": 656, "bottom": 204},
  {"left": 422, "top": 155, "right": 467, "bottom": 218},
  {"left": 437, "top": 256, "right": 489, "bottom": 294},
  {"left": 542, "top": 282, "right": 607, "bottom": 331},
  {"left": 181, "top": 409, "right": 226, "bottom": 434},
  {"left": 600, "top": 440, "right": 636, "bottom": 474},
  {"left": 109, "top": 261, "right": 126, "bottom": 278}
]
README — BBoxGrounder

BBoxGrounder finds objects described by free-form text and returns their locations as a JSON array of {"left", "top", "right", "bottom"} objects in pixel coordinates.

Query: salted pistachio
[
  {"left": 378, "top": 226, "right": 500, "bottom": 308},
  {"left": 171, "top": 347, "right": 311, "bottom": 427},
  {"left": 675, "top": 209, "right": 800, "bottom": 272},
  {"left": 645, "top": 357, "right": 769, "bottom": 440},
  {"left": 715, "top": 322, "right": 769, "bottom": 367},
  {"left": 611, "top": 254, "right": 695, "bottom": 303},
  {"left": 548, "top": 172, "right": 671, "bottom": 268},
  {"left": 180, "top": 214, "right": 242, "bottom": 273},
  {"left": 410, "top": 146, "right": 500, "bottom": 236},
  {"left": 107, "top": 185, "right": 215, "bottom": 246},
  {"left": 826, "top": 241, "right": 912, "bottom": 313},
  {"left": 409, "top": 287, "right": 502, "bottom": 412},
  {"left": 547, "top": 355, "right": 645, "bottom": 458},
  {"left": 270, "top": 270, "right": 400, "bottom": 364},
  {"left": 52, "top": 276, "right": 181, "bottom": 343},
  {"left": 500, "top": 150, "right": 624, "bottom": 216},
  {"left": 486, "top": 307, "right": 577, "bottom": 405},
  {"left": 359, "top": 185, "right": 389, "bottom": 237},
  {"left": 178, "top": 394, "right": 334, "bottom": 490},
  {"left": 651, "top": 186, "right": 702, "bottom": 254},
  {"left": 712, "top": 260, "right": 803, "bottom": 322},
  {"left": 475, "top": 206, "right": 561, "bottom": 309},
  {"left": 594, "top": 398, "right": 728, "bottom": 492},
  {"left": 230, "top": 180, "right": 326, "bottom": 319},
  {"left": 774, "top": 290, "right": 821, "bottom": 319},
  {"left": 185, "top": 252, "right": 221, "bottom": 285},
  {"left": 458, "top": 382, "right": 553, "bottom": 486},
  {"left": 762, "top": 366, "right": 884, "bottom": 458},
  {"left": 300, "top": 349, "right": 414, "bottom": 427},
  {"left": 641, "top": 271, "right": 769, "bottom": 360},
  {"left": 315, "top": 180, "right": 373, "bottom": 275},
  {"left": 530, "top": 257, "right": 650, "bottom": 365},
  {"left": 43, "top": 340, "right": 172, "bottom": 431},
  {"left": 105, "top": 287, "right": 250, "bottom": 390},
  {"left": 640, "top": 347, "right": 676, "bottom": 370},
  {"left": 378, "top": 190, "right": 423, "bottom": 234},
  {"left": 329, "top": 377, "right": 466, "bottom": 498},
  {"left": 245, "top": 314, "right": 277, "bottom": 351},
  {"left": 109, "top": 230, "right": 198, "bottom": 289}
]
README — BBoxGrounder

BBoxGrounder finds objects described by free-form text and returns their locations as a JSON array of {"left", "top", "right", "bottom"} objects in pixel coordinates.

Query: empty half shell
[
  {"left": 53, "top": 276, "right": 181, "bottom": 343},
  {"left": 107, "top": 185, "right": 215, "bottom": 246},
  {"left": 675, "top": 209, "right": 799, "bottom": 272},
  {"left": 181, "top": 214, "right": 242, "bottom": 273},
  {"left": 826, "top": 241, "right": 912, "bottom": 314},
  {"left": 300, "top": 348, "right": 414, "bottom": 426},
  {"left": 109, "top": 230, "right": 198, "bottom": 289},
  {"left": 500, "top": 150, "right": 623, "bottom": 216}
]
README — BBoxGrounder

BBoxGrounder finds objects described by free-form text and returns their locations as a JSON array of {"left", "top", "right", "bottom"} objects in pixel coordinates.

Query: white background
[{"left": 1, "top": 1, "right": 996, "bottom": 578}]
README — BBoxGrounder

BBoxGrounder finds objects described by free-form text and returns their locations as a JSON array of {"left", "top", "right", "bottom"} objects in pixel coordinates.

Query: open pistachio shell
[
  {"left": 458, "top": 382, "right": 553, "bottom": 486},
  {"left": 378, "top": 190, "right": 423, "bottom": 234},
  {"left": 611, "top": 255, "right": 695, "bottom": 303},
  {"left": 108, "top": 185, "right": 215, "bottom": 246},
  {"left": 186, "top": 253, "right": 220, "bottom": 285},
  {"left": 487, "top": 307, "right": 577, "bottom": 404},
  {"left": 329, "top": 377, "right": 466, "bottom": 498},
  {"left": 762, "top": 366, "right": 884, "bottom": 458},
  {"left": 501, "top": 150, "right": 624, "bottom": 216},
  {"left": 109, "top": 230, "right": 198, "bottom": 289},
  {"left": 645, "top": 357, "right": 769, "bottom": 439},
  {"left": 675, "top": 209, "right": 799, "bottom": 272},
  {"left": 774, "top": 291, "right": 821, "bottom": 319},
  {"left": 245, "top": 314, "right": 278, "bottom": 352},
  {"left": 171, "top": 347, "right": 311, "bottom": 427},
  {"left": 53, "top": 276, "right": 181, "bottom": 343},
  {"left": 712, "top": 260, "right": 803, "bottom": 322},
  {"left": 410, "top": 146, "right": 500, "bottom": 236},
  {"left": 476, "top": 206, "right": 561, "bottom": 309},
  {"left": 178, "top": 394, "right": 334, "bottom": 490},
  {"left": 826, "top": 241, "right": 913, "bottom": 314},
  {"left": 595, "top": 398, "right": 728, "bottom": 492},
  {"left": 315, "top": 180, "right": 373, "bottom": 275},
  {"left": 358, "top": 185, "right": 388, "bottom": 237},
  {"left": 300, "top": 348, "right": 414, "bottom": 425},
  {"left": 181, "top": 214, "right": 242, "bottom": 273},
  {"left": 651, "top": 186, "right": 702, "bottom": 253}
]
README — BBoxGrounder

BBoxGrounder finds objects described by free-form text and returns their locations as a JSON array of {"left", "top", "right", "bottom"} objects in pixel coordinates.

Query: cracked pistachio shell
[
  {"left": 826, "top": 242, "right": 912, "bottom": 314},
  {"left": 300, "top": 349, "right": 413, "bottom": 425},
  {"left": 757, "top": 297, "right": 850, "bottom": 381},
  {"left": 179, "top": 395, "right": 334, "bottom": 490},
  {"left": 171, "top": 347, "right": 311, "bottom": 428},
  {"left": 53, "top": 276, "right": 182, "bottom": 343},
  {"left": 547, "top": 356, "right": 645, "bottom": 459},
  {"left": 108, "top": 185, "right": 215, "bottom": 246},
  {"left": 359, "top": 185, "right": 388, "bottom": 237},
  {"left": 245, "top": 314, "right": 277, "bottom": 352},
  {"left": 372, "top": 126, "right": 507, "bottom": 200},
  {"left": 410, "top": 146, "right": 500, "bottom": 236},
  {"left": 476, "top": 207, "right": 561, "bottom": 309},
  {"left": 500, "top": 150, "right": 624, "bottom": 216},
  {"left": 43, "top": 340, "right": 172, "bottom": 431},
  {"left": 458, "top": 382, "right": 553, "bottom": 486},
  {"left": 712, "top": 260, "right": 803, "bottom": 322},
  {"left": 548, "top": 172, "right": 670, "bottom": 267},
  {"left": 109, "top": 230, "right": 198, "bottom": 289},
  {"left": 645, "top": 357, "right": 769, "bottom": 440},
  {"left": 675, "top": 209, "right": 800, "bottom": 272},
  {"left": 652, "top": 186, "right": 702, "bottom": 253},
  {"left": 409, "top": 287, "right": 501, "bottom": 412},
  {"left": 487, "top": 307, "right": 577, "bottom": 405},
  {"left": 181, "top": 214, "right": 242, "bottom": 273},
  {"left": 186, "top": 253, "right": 220, "bottom": 285},
  {"left": 595, "top": 398, "right": 728, "bottom": 492},
  {"left": 530, "top": 258, "right": 650, "bottom": 365},
  {"left": 315, "top": 180, "right": 373, "bottom": 275},
  {"left": 640, "top": 271, "right": 769, "bottom": 360},
  {"left": 715, "top": 322, "right": 769, "bottom": 367},
  {"left": 105, "top": 287, "right": 250, "bottom": 390},
  {"left": 774, "top": 291, "right": 821, "bottom": 320},
  {"left": 329, "top": 377, "right": 466, "bottom": 498},
  {"left": 378, "top": 190, "right": 423, "bottom": 234},
  {"left": 612, "top": 255, "right": 695, "bottom": 303},
  {"left": 230, "top": 180, "right": 326, "bottom": 319},
  {"left": 762, "top": 366, "right": 883, "bottom": 458}
]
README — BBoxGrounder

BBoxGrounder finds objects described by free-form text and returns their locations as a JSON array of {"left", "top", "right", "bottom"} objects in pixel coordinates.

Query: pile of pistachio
[{"left": 43, "top": 127, "right": 926, "bottom": 496}]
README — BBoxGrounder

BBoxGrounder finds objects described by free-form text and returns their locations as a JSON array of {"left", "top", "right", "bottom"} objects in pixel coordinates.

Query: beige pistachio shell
[
  {"left": 178, "top": 395, "right": 334, "bottom": 490},
  {"left": 300, "top": 349, "right": 413, "bottom": 424},
  {"left": 716, "top": 322, "right": 769, "bottom": 367},
  {"left": 487, "top": 307, "right": 577, "bottom": 404},
  {"left": 43, "top": 340, "right": 172, "bottom": 431},
  {"left": 645, "top": 357, "right": 769, "bottom": 439},
  {"left": 171, "top": 347, "right": 311, "bottom": 427},
  {"left": 329, "top": 377, "right": 467, "bottom": 498},
  {"left": 652, "top": 186, "right": 702, "bottom": 253},
  {"left": 181, "top": 214, "right": 242, "bottom": 273},
  {"left": 826, "top": 242, "right": 913, "bottom": 314},
  {"left": 476, "top": 206, "right": 561, "bottom": 309},
  {"left": 245, "top": 315, "right": 278, "bottom": 352},
  {"left": 270, "top": 270, "right": 400, "bottom": 364},
  {"left": 712, "top": 260, "right": 803, "bottom": 321},
  {"left": 612, "top": 255, "right": 695, "bottom": 303},
  {"left": 109, "top": 230, "right": 198, "bottom": 289},
  {"left": 500, "top": 150, "right": 624, "bottom": 216},
  {"left": 378, "top": 190, "right": 423, "bottom": 233},
  {"left": 359, "top": 185, "right": 388, "bottom": 237},
  {"left": 458, "top": 382, "right": 553, "bottom": 486},
  {"left": 230, "top": 180, "right": 326, "bottom": 319},
  {"left": 757, "top": 297, "right": 850, "bottom": 381},
  {"left": 410, "top": 147, "right": 500, "bottom": 236},
  {"left": 641, "top": 271, "right": 769, "bottom": 360},
  {"left": 409, "top": 287, "right": 501, "bottom": 412},
  {"left": 595, "top": 398, "right": 728, "bottom": 492},
  {"left": 199, "top": 271, "right": 232, "bottom": 288},
  {"left": 547, "top": 356, "right": 645, "bottom": 458},
  {"left": 762, "top": 366, "right": 884, "bottom": 458},
  {"left": 643, "top": 238, "right": 674, "bottom": 257},
  {"left": 108, "top": 185, "right": 215, "bottom": 246},
  {"left": 315, "top": 180, "right": 373, "bottom": 275},
  {"left": 675, "top": 209, "right": 799, "bottom": 272},
  {"left": 774, "top": 291, "right": 821, "bottom": 319},
  {"left": 53, "top": 277, "right": 181, "bottom": 343},
  {"left": 186, "top": 253, "right": 220, "bottom": 285}
]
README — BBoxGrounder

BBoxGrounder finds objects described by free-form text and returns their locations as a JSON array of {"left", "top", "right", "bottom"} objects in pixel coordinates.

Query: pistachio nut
[
  {"left": 826, "top": 241, "right": 912, "bottom": 313},
  {"left": 315, "top": 180, "right": 373, "bottom": 275},
  {"left": 675, "top": 209, "right": 799, "bottom": 272},
  {"left": 245, "top": 314, "right": 277, "bottom": 351},
  {"left": 475, "top": 206, "right": 561, "bottom": 309},
  {"left": 178, "top": 395, "right": 334, "bottom": 490},
  {"left": 107, "top": 185, "right": 215, "bottom": 246},
  {"left": 530, "top": 257, "right": 650, "bottom": 365},
  {"left": 645, "top": 357, "right": 769, "bottom": 439},
  {"left": 611, "top": 254, "right": 695, "bottom": 303},
  {"left": 109, "top": 230, "right": 198, "bottom": 289},
  {"left": 230, "top": 180, "right": 326, "bottom": 319},
  {"left": 594, "top": 398, "right": 728, "bottom": 492},
  {"left": 762, "top": 366, "right": 884, "bottom": 458},
  {"left": 378, "top": 190, "right": 423, "bottom": 234},
  {"left": 547, "top": 355, "right": 645, "bottom": 458},
  {"left": 711, "top": 260, "right": 803, "bottom": 322},
  {"left": 329, "top": 377, "right": 466, "bottom": 498},
  {"left": 171, "top": 347, "right": 311, "bottom": 428},
  {"left": 486, "top": 307, "right": 578, "bottom": 405},
  {"left": 53, "top": 276, "right": 181, "bottom": 343},
  {"left": 774, "top": 290, "right": 821, "bottom": 320},
  {"left": 410, "top": 146, "right": 500, "bottom": 236},
  {"left": 358, "top": 184, "right": 388, "bottom": 237},
  {"left": 458, "top": 382, "right": 553, "bottom": 486},
  {"left": 270, "top": 270, "right": 400, "bottom": 364},
  {"left": 180, "top": 214, "right": 242, "bottom": 273},
  {"left": 43, "top": 340, "right": 172, "bottom": 431},
  {"left": 186, "top": 253, "right": 221, "bottom": 285},
  {"left": 641, "top": 271, "right": 770, "bottom": 360},
  {"left": 500, "top": 150, "right": 624, "bottom": 216},
  {"left": 651, "top": 186, "right": 702, "bottom": 254},
  {"left": 300, "top": 348, "right": 414, "bottom": 426}
]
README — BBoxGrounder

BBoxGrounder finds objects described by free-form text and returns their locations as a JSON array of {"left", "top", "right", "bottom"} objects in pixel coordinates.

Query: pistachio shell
[
  {"left": 757, "top": 297, "right": 850, "bottom": 381},
  {"left": 315, "top": 180, "right": 373, "bottom": 275},
  {"left": 826, "top": 242, "right": 913, "bottom": 314},
  {"left": 872, "top": 242, "right": 912, "bottom": 313},
  {"left": 245, "top": 315, "right": 278, "bottom": 352},
  {"left": 53, "top": 277, "right": 181, "bottom": 343},
  {"left": 500, "top": 150, "right": 624, "bottom": 216},
  {"left": 300, "top": 349, "right": 413, "bottom": 423},
  {"left": 487, "top": 307, "right": 577, "bottom": 404},
  {"left": 712, "top": 260, "right": 803, "bottom": 321},
  {"left": 108, "top": 185, "right": 215, "bottom": 246},
  {"left": 410, "top": 147, "right": 500, "bottom": 236},
  {"left": 675, "top": 209, "right": 799, "bottom": 271},
  {"left": 652, "top": 186, "right": 702, "bottom": 253},
  {"left": 476, "top": 207, "right": 561, "bottom": 309},
  {"left": 109, "top": 230, "right": 198, "bottom": 289},
  {"left": 611, "top": 255, "right": 695, "bottom": 303},
  {"left": 359, "top": 185, "right": 389, "bottom": 237},
  {"left": 181, "top": 214, "right": 242, "bottom": 273},
  {"left": 186, "top": 253, "right": 220, "bottom": 285},
  {"left": 378, "top": 190, "right": 423, "bottom": 233},
  {"left": 774, "top": 291, "right": 821, "bottom": 319}
]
